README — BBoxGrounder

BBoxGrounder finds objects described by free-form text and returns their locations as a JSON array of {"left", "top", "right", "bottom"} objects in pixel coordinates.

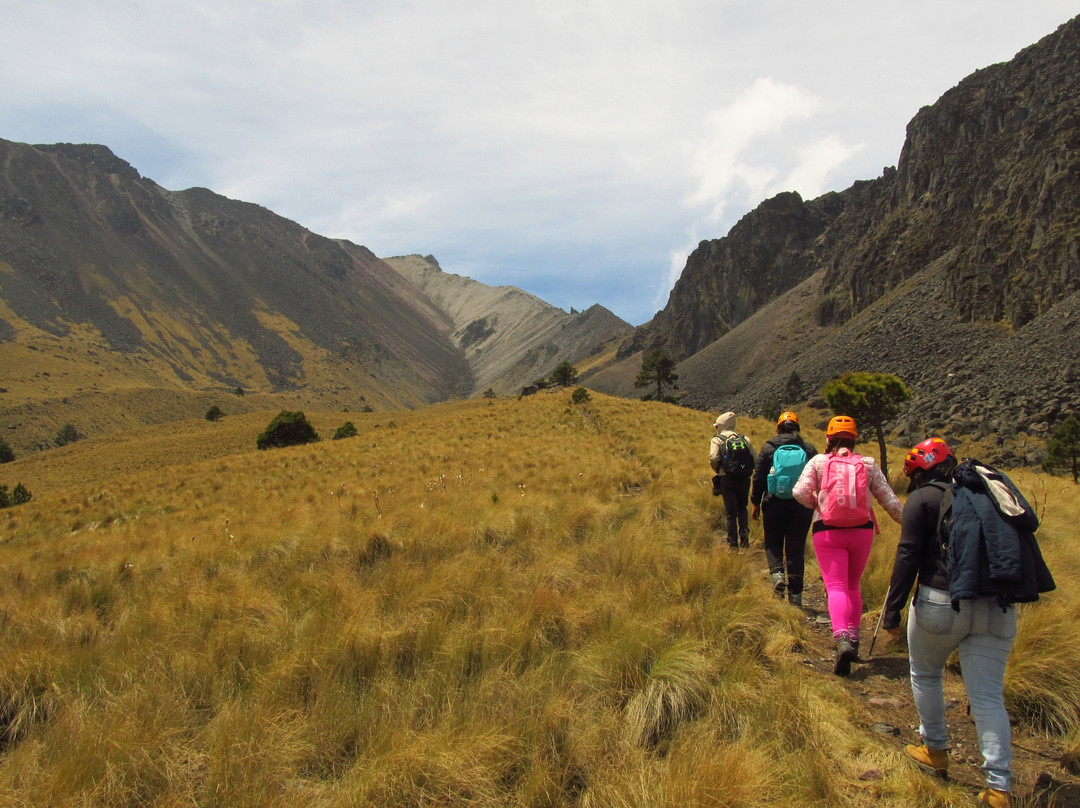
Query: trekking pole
[{"left": 868, "top": 586, "right": 891, "bottom": 658}]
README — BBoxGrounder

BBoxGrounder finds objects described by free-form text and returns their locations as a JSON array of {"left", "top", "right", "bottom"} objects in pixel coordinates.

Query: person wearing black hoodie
[
  {"left": 883, "top": 438, "right": 1018, "bottom": 808},
  {"left": 750, "top": 411, "right": 817, "bottom": 607}
]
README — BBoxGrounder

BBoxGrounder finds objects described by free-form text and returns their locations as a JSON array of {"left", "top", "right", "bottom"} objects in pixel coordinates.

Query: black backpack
[
  {"left": 936, "top": 459, "right": 1055, "bottom": 610},
  {"left": 721, "top": 434, "right": 754, "bottom": 477}
]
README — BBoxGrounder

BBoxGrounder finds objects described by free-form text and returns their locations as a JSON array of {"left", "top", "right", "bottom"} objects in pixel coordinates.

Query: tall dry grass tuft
[{"left": 624, "top": 641, "right": 715, "bottom": 751}]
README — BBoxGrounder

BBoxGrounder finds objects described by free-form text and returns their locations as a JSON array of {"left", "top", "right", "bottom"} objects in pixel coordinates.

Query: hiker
[
  {"left": 750, "top": 411, "right": 817, "bottom": 607},
  {"left": 792, "top": 415, "right": 903, "bottom": 676},
  {"left": 709, "top": 411, "right": 756, "bottom": 550},
  {"left": 883, "top": 438, "right": 1053, "bottom": 807}
]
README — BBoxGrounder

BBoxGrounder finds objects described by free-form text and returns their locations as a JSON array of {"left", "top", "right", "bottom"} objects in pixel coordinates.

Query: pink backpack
[{"left": 817, "top": 449, "right": 874, "bottom": 528}]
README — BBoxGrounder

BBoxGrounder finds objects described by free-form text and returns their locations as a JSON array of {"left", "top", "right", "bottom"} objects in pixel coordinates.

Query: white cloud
[
  {"left": 1, "top": 1, "right": 1076, "bottom": 325},
  {"left": 783, "top": 135, "right": 866, "bottom": 201},
  {"left": 689, "top": 78, "right": 822, "bottom": 220}
]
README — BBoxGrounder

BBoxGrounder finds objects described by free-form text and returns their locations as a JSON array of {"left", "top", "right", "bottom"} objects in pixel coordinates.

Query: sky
[{"left": 2, "top": 2, "right": 1076, "bottom": 326}]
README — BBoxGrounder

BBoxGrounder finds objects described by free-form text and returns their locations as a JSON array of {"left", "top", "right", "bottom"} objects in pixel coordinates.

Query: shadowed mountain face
[
  {"left": 0, "top": 139, "right": 472, "bottom": 404},
  {"left": 593, "top": 15, "right": 1080, "bottom": 462}
]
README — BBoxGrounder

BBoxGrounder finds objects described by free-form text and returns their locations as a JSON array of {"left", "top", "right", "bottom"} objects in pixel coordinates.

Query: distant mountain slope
[
  {"left": 0, "top": 141, "right": 628, "bottom": 455},
  {"left": 593, "top": 14, "right": 1080, "bottom": 465},
  {"left": 384, "top": 255, "right": 632, "bottom": 396},
  {"left": 0, "top": 139, "right": 471, "bottom": 405}
]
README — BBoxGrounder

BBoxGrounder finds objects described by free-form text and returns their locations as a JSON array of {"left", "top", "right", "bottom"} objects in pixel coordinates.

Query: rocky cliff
[{"left": 597, "top": 14, "right": 1080, "bottom": 464}]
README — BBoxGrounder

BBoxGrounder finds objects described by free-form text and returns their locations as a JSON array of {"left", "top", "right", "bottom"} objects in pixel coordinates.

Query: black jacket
[
  {"left": 882, "top": 482, "right": 951, "bottom": 630},
  {"left": 750, "top": 434, "right": 818, "bottom": 507}
]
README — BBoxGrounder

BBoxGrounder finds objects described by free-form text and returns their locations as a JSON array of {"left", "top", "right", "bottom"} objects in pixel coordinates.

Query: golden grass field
[{"left": 0, "top": 391, "right": 1077, "bottom": 807}]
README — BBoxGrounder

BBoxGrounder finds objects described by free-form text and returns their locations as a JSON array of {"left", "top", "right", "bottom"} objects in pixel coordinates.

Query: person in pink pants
[{"left": 792, "top": 415, "right": 903, "bottom": 675}]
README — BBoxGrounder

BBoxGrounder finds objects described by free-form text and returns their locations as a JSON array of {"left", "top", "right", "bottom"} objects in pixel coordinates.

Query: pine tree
[
  {"left": 634, "top": 349, "right": 679, "bottom": 403},
  {"left": 1044, "top": 415, "right": 1080, "bottom": 483},
  {"left": 821, "top": 372, "right": 911, "bottom": 477}
]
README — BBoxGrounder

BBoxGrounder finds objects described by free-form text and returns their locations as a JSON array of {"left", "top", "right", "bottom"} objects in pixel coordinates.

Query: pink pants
[{"left": 812, "top": 526, "right": 873, "bottom": 640}]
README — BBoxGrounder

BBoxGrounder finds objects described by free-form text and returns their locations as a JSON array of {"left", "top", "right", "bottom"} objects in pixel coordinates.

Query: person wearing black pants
[
  {"left": 708, "top": 411, "right": 756, "bottom": 549},
  {"left": 750, "top": 412, "right": 817, "bottom": 605}
]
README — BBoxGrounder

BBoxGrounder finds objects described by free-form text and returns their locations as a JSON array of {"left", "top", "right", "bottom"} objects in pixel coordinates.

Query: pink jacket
[{"left": 792, "top": 451, "right": 903, "bottom": 528}]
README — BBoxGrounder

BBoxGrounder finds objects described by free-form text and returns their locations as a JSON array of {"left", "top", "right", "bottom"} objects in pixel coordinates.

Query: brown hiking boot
[
  {"left": 905, "top": 744, "right": 949, "bottom": 778},
  {"left": 977, "top": 788, "right": 1011, "bottom": 807}
]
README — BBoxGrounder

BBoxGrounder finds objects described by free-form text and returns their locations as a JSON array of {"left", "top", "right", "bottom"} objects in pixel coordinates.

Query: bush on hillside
[
  {"left": 571, "top": 387, "right": 591, "bottom": 405},
  {"left": 784, "top": 371, "right": 802, "bottom": 403},
  {"left": 0, "top": 438, "right": 13, "bottom": 464},
  {"left": 550, "top": 360, "right": 579, "bottom": 388},
  {"left": 205, "top": 405, "right": 225, "bottom": 422},
  {"left": 760, "top": 397, "right": 781, "bottom": 423},
  {"left": 1044, "top": 415, "right": 1080, "bottom": 483},
  {"left": 55, "top": 423, "right": 82, "bottom": 447},
  {"left": 256, "top": 411, "right": 320, "bottom": 450},
  {"left": 334, "top": 421, "right": 358, "bottom": 440},
  {"left": 0, "top": 483, "right": 31, "bottom": 509}
]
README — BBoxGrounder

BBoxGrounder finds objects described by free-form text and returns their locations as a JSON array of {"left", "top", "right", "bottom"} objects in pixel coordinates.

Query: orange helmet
[
  {"left": 903, "top": 437, "right": 955, "bottom": 477},
  {"left": 777, "top": 411, "right": 799, "bottom": 428},
  {"left": 826, "top": 415, "right": 857, "bottom": 438}
]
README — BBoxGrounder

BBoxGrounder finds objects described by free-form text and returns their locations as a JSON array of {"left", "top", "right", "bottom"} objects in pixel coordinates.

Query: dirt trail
[{"left": 757, "top": 552, "right": 1080, "bottom": 806}]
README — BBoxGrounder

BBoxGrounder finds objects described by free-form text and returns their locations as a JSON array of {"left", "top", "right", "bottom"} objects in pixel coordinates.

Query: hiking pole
[{"left": 868, "top": 586, "right": 890, "bottom": 658}]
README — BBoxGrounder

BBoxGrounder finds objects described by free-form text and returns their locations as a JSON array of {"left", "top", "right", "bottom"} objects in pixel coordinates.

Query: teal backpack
[{"left": 767, "top": 444, "right": 808, "bottom": 498}]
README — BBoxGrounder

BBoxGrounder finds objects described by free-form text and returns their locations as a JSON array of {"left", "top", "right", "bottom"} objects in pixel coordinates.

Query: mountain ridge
[
  {"left": 385, "top": 254, "right": 632, "bottom": 396},
  {"left": 591, "top": 14, "right": 1080, "bottom": 466},
  {"left": 0, "top": 141, "right": 629, "bottom": 455}
]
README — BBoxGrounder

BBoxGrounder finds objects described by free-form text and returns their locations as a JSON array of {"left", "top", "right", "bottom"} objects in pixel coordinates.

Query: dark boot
[
  {"left": 851, "top": 639, "right": 861, "bottom": 662},
  {"left": 833, "top": 634, "right": 856, "bottom": 677},
  {"left": 739, "top": 528, "right": 750, "bottom": 548}
]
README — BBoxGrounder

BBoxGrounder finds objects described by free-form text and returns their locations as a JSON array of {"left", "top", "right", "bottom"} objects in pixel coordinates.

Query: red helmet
[{"left": 903, "top": 437, "right": 955, "bottom": 477}]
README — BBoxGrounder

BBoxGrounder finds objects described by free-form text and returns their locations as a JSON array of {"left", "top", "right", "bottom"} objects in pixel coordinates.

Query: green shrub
[
  {"left": 571, "top": 387, "right": 591, "bottom": 405},
  {"left": 551, "top": 361, "right": 579, "bottom": 388},
  {"left": 1044, "top": 415, "right": 1080, "bottom": 483},
  {"left": 55, "top": 423, "right": 82, "bottom": 447},
  {"left": 205, "top": 405, "right": 225, "bottom": 422},
  {"left": 256, "top": 411, "right": 320, "bottom": 450},
  {"left": 334, "top": 421, "right": 358, "bottom": 440},
  {"left": 0, "top": 483, "right": 30, "bottom": 509},
  {"left": 0, "top": 438, "right": 13, "bottom": 464}
]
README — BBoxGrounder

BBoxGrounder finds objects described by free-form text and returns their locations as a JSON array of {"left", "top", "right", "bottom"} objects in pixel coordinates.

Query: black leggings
[
  {"left": 762, "top": 497, "right": 813, "bottom": 594},
  {"left": 720, "top": 475, "right": 751, "bottom": 546}
]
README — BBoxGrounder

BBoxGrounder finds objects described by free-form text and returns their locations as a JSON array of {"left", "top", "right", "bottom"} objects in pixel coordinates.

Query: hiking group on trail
[{"left": 706, "top": 413, "right": 1056, "bottom": 807}]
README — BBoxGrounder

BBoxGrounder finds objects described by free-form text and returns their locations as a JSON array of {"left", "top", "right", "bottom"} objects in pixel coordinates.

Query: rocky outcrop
[
  {"left": 601, "top": 14, "right": 1080, "bottom": 459},
  {"left": 640, "top": 190, "right": 844, "bottom": 361}
]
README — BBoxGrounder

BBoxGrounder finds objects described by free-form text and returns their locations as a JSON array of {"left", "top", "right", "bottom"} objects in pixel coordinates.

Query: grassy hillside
[{"left": 0, "top": 393, "right": 1077, "bottom": 807}]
